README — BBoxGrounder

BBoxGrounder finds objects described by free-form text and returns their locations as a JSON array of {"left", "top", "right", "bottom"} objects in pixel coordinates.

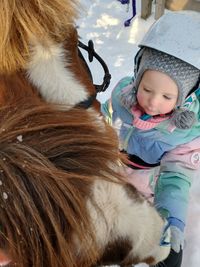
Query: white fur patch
[
  {"left": 87, "top": 179, "right": 170, "bottom": 264},
  {"left": 26, "top": 42, "right": 89, "bottom": 106}
]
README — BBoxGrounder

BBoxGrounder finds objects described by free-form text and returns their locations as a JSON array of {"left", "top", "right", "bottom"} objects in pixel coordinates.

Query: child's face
[{"left": 137, "top": 70, "right": 178, "bottom": 116}]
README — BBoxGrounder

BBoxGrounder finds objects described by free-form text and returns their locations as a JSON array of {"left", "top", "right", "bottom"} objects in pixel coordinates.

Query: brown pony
[
  {"left": 0, "top": 0, "right": 98, "bottom": 109},
  {"left": 0, "top": 0, "right": 170, "bottom": 266}
]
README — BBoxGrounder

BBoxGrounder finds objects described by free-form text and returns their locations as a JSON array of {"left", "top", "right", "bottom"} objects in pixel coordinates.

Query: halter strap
[
  {"left": 78, "top": 40, "right": 111, "bottom": 93},
  {"left": 75, "top": 93, "right": 97, "bottom": 109}
]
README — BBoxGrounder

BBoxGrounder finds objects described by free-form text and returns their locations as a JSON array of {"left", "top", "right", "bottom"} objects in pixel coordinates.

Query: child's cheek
[{"left": 136, "top": 91, "right": 144, "bottom": 106}]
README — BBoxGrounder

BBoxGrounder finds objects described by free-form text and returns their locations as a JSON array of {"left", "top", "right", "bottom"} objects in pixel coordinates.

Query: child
[{"left": 102, "top": 11, "right": 200, "bottom": 267}]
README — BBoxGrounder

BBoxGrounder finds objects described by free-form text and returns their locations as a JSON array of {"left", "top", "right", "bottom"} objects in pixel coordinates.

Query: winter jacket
[{"left": 101, "top": 76, "right": 200, "bottom": 225}]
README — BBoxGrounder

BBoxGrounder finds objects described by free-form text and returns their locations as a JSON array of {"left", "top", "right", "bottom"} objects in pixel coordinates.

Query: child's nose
[{"left": 148, "top": 96, "right": 160, "bottom": 107}]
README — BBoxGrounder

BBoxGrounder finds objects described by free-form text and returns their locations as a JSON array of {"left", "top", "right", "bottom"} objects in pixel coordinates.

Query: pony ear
[{"left": 0, "top": 0, "right": 79, "bottom": 73}]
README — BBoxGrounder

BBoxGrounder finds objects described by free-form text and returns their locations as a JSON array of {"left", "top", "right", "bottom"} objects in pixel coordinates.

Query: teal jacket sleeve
[
  {"left": 154, "top": 170, "right": 190, "bottom": 224},
  {"left": 154, "top": 138, "right": 200, "bottom": 225}
]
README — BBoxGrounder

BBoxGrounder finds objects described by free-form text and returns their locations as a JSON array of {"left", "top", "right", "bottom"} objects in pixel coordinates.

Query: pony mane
[
  {"left": 0, "top": 100, "right": 123, "bottom": 267},
  {"left": 0, "top": 0, "right": 79, "bottom": 73}
]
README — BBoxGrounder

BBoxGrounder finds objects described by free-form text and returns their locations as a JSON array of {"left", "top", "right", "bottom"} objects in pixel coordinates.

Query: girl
[{"left": 102, "top": 11, "right": 200, "bottom": 267}]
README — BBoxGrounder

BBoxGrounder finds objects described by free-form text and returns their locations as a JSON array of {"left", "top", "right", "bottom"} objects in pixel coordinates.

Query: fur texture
[
  {"left": 0, "top": 0, "right": 95, "bottom": 108},
  {"left": 0, "top": 100, "right": 170, "bottom": 267},
  {"left": 0, "top": 0, "right": 78, "bottom": 73},
  {"left": 27, "top": 41, "right": 89, "bottom": 106}
]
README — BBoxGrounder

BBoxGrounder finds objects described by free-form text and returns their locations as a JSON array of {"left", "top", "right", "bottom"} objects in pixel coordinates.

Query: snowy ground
[{"left": 78, "top": 1, "right": 200, "bottom": 266}]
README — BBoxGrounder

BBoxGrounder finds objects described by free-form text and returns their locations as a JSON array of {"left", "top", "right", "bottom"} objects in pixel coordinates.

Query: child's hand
[
  {"left": 161, "top": 217, "right": 185, "bottom": 253},
  {"left": 170, "top": 225, "right": 184, "bottom": 253}
]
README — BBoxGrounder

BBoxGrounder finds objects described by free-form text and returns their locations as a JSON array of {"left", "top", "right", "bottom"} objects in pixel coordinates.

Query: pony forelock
[{"left": 0, "top": 0, "right": 79, "bottom": 73}]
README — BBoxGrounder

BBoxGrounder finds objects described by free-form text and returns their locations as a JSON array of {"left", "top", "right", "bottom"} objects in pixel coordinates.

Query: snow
[{"left": 78, "top": 1, "right": 200, "bottom": 266}]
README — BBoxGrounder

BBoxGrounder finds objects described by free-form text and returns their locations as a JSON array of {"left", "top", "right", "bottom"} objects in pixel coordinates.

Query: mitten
[
  {"left": 170, "top": 225, "right": 184, "bottom": 253},
  {"left": 161, "top": 217, "right": 185, "bottom": 253}
]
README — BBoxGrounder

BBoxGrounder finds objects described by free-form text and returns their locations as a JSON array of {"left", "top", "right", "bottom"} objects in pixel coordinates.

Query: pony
[
  {"left": 0, "top": 0, "right": 99, "bottom": 109},
  {"left": 0, "top": 99, "right": 170, "bottom": 267},
  {"left": 0, "top": 0, "right": 170, "bottom": 266}
]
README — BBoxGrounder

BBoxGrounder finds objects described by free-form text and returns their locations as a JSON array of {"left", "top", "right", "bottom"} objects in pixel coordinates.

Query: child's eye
[
  {"left": 143, "top": 88, "right": 151, "bottom": 93},
  {"left": 163, "top": 95, "right": 171, "bottom": 100}
]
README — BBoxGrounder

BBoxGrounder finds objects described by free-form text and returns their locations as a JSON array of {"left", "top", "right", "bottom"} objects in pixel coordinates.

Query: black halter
[
  {"left": 78, "top": 40, "right": 111, "bottom": 91},
  {"left": 76, "top": 39, "right": 111, "bottom": 109}
]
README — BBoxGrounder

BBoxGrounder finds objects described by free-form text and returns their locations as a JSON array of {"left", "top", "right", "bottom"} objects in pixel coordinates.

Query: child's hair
[{"left": 0, "top": 100, "right": 122, "bottom": 267}]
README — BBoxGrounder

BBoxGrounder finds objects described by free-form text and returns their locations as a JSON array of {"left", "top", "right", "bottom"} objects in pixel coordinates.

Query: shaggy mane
[
  {"left": 0, "top": 0, "right": 79, "bottom": 73},
  {"left": 0, "top": 100, "right": 123, "bottom": 267}
]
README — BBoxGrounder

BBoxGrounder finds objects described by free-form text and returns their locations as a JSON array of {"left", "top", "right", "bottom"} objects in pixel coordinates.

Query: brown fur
[
  {"left": 0, "top": 99, "right": 123, "bottom": 267},
  {"left": 0, "top": 2, "right": 120, "bottom": 264},
  {"left": 0, "top": 72, "right": 41, "bottom": 106},
  {"left": 0, "top": 0, "right": 79, "bottom": 73},
  {"left": 0, "top": 0, "right": 98, "bottom": 109}
]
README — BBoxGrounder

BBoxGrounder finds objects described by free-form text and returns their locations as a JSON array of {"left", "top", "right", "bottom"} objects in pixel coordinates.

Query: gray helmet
[{"left": 139, "top": 11, "right": 200, "bottom": 69}]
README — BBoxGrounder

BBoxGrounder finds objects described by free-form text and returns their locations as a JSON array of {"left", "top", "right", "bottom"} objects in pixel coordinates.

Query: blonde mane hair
[{"left": 0, "top": 0, "right": 79, "bottom": 73}]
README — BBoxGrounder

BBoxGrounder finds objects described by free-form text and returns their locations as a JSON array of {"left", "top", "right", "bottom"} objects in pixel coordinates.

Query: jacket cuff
[{"left": 167, "top": 217, "right": 185, "bottom": 232}]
